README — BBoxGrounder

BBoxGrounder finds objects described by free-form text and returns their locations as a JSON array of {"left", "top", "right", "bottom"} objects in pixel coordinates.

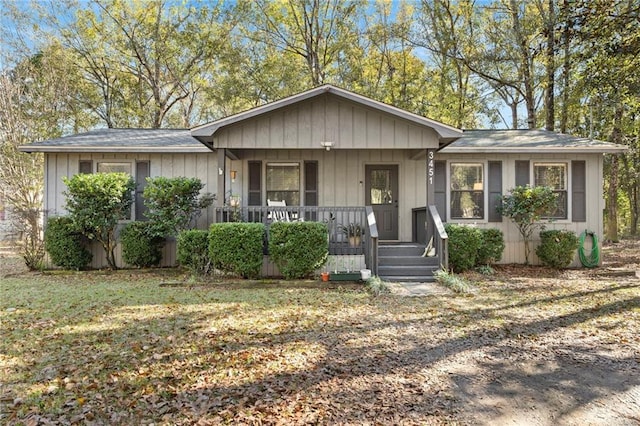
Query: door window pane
[
  {"left": 371, "top": 170, "right": 393, "bottom": 205},
  {"left": 266, "top": 163, "right": 300, "bottom": 206}
]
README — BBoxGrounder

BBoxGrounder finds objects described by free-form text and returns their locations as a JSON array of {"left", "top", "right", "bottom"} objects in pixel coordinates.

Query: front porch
[{"left": 213, "top": 205, "right": 448, "bottom": 281}]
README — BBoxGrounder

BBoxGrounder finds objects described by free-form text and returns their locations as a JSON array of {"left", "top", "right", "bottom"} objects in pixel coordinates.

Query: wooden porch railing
[
  {"left": 428, "top": 205, "right": 448, "bottom": 271},
  {"left": 213, "top": 206, "right": 368, "bottom": 256}
]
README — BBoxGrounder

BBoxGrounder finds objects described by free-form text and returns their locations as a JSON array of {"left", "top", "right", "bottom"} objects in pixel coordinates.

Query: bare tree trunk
[
  {"left": 510, "top": 0, "right": 536, "bottom": 129},
  {"left": 560, "top": 0, "right": 572, "bottom": 133},
  {"left": 544, "top": 0, "right": 555, "bottom": 131},
  {"left": 606, "top": 103, "right": 623, "bottom": 242}
]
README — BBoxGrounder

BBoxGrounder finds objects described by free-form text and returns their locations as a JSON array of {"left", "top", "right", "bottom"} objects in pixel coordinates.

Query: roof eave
[
  {"left": 18, "top": 145, "right": 212, "bottom": 154},
  {"left": 441, "top": 146, "right": 628, "bottom": 154}
]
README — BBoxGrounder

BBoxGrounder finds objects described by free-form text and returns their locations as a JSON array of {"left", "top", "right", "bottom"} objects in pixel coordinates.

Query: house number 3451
[{"left": 428, "top": 151, "right": 435, "bottom": 185}]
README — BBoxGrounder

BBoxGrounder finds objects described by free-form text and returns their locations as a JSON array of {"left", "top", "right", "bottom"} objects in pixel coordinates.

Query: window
[
  {"left": 534, "top": 162, "right": 567, "bottom": 219},
  {"left": 450, "top": 163, "right": 484, "bottom": 219},
  {"left": 97, "top": 162, "right": 132, "bottom": 174},
  {"left": 266, "top": 163, "right": 300, "bottom": 206}
]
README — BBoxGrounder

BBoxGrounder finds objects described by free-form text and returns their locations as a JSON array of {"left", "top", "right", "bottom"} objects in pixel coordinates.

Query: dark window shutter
[
  {"left": 572, "top": 160, "right": 586, "bottom": 222},
  {"left": 304, "top": 161, "right": 318, "bottom": 206},
  {"left": 135, "top": 161, "right": 150, "bottom": 221},
  {"left": 248, "top": 161, "right": 262, "bottom": 206},
  {"left": 79, "top": 160, "right": 92, "bottom": 174},
  {"left": 434, "top": 160, "right": 446, "bottom": 222},
  {"left": 515, "top": 160, "right": 530, "bottom": 187},
  {"left": 488, "top": 161, "right": 503, "bottom": 222}
]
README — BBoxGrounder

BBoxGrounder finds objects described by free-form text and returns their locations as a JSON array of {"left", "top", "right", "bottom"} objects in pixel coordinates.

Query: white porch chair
[{"left": 267, "top": 199, "right": 303, "bottom": 222}]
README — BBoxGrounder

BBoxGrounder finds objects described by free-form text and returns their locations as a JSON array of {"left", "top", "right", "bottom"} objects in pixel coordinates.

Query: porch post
[
  {"left": 426, "top": 148, "right": 436, "bottom": 240},
  {"left": 217, "top": 148, "right": 226, "bottom": 208}
]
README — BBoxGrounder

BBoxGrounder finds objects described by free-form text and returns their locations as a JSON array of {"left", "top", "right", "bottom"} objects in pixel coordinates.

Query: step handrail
[
  {"left": 365, "top": 206, "right": 378, "bottom": 276},
  {"left": 428, "top": 205, "right": 448, "bottom": 271}
]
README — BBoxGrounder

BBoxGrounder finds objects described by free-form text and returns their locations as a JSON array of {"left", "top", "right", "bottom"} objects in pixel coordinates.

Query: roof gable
[{"left": 191, "top": 84, "right": 463, "bottom": 149}]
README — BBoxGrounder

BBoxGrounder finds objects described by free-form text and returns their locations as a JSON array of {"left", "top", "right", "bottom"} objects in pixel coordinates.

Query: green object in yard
[
  {"left": 330, "top": 271, "right": 361, "bottom": 281},
  {"left": 579, "top": 230, "right": 600, "bottom": 268}
]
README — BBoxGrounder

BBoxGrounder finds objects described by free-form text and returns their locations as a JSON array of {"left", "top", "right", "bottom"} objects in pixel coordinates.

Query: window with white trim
[
  {"left": 266, "top": 163, "right": 300, "bottom": 206},
  {"left": 534, "top": 162, "right": 567, "bottom": 219},
  {"left": 450, "top": 163, "right": 484, "bottom": 219}
]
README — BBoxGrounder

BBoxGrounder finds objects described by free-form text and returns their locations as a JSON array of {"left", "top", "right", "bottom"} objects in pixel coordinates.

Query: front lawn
[{"left": 1, "top": 243, "right": 639, "bottom": 425}]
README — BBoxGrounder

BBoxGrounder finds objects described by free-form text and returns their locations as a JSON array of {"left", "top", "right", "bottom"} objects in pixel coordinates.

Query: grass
[{"left": 1, "top": 263, "right": 639, "bottom": 425}]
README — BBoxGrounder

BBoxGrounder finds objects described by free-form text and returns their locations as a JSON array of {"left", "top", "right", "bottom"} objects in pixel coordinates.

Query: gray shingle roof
[
  {"left": 442, "top": 129, "right": 626, "bottom": 153},
  {"left": 19, "top": 128, "right": 210, "bottom": 153},
  {"left": 19, "top": 127, "right": 626, "bottom": 155}
]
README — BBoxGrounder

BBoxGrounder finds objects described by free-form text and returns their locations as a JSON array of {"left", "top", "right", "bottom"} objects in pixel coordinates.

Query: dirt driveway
[{"left": 449, "top": 240, "right": 640, "bottom": 425}]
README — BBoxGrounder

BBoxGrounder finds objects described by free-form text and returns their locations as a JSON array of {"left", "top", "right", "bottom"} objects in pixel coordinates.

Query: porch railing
[
  {"left": 428, "top": 205, "right": 448, "bottom": 271},
  {"left": 213, "top": 206, "right": 368, "bottom": 256}
]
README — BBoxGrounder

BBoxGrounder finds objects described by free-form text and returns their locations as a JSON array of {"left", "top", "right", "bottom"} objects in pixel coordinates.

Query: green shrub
[
  {"left": 143, "top": 176, "right": 215, "bottom": 237},
  {"left": 445, "top": 224, "right": 482, "bottom": 272},
  {"left": 269, "top": 222, "right": 328, "bottom": 279},
  {"left": 209, "top": 223, "right": 265, "bottom": 279},
  {"left": 44, "top": 216, "right": 92, "bottom": 270},
  {"left": 177, "top": 230, "right": 210, "bottom": 275},
  {"left": 120, "top": 222, "right": 163, "bottom": 268},
  {"left": 477, "top": 228, "right": 505, "bottom": 265},
  {"left": 63, "top": 172, "right": 135, "bottom": 269},
  {"left": 536, "top": 230, "right": 579, "bottom": 268}
]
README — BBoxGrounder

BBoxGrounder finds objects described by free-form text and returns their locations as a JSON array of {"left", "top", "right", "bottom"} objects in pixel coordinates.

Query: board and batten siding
[
  {"left": 228, "top": 149, "right": 428, "bottom": 242},
  {"left": 213, "top": 94, "right": 441, "bottom": 150},
  {"left": 43, "top": 152, "right": 218, "bottom": 269},
  {"left": 435, "top": 152, "right": 604, "bottom": 266}
]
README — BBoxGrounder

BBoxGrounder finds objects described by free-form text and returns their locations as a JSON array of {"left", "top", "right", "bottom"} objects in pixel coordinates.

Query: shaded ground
[{"left": 1, "top": 240, "right": 639, "bottom": 425}]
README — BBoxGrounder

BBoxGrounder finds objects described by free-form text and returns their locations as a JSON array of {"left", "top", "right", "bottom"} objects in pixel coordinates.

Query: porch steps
[{"left": 378, "top": 243, "right": 440, "bottom": 283}]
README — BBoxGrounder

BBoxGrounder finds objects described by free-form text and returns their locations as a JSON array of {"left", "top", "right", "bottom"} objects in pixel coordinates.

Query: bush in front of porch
[
  {"left": 209, "top": 223, "right": 265, "bottom": 279},
  {"left": 269, "top": 222, "right": 328, "bottom": 279}
]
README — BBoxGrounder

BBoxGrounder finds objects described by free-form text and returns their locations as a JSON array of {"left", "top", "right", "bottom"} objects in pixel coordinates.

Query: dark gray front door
[{"left": 365, "top": 165, "right": 399, "bottom": 240}]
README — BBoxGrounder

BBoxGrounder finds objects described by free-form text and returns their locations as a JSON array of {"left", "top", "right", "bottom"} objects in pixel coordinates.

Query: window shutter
[
  {"left": 79, "top": 160, "right": 92, "bottom": 174},
  {"left": 135, "top": 161, "right": 150, "bottom": 221},
  {"left": 434, "top": 160, "right": 446, "bottom": 222},
  {"left": 572, "top": 161, "right": 586, "bottom": 222},
  {"left": 304, "top": 161, "right": 318, "bottom": 206},
  {"left": 488, "top": 161, "right": 502, "bottom": 222},
  {"left": 515, "top": 160, "right": 530, "bottom": 187},
  {"left": 248, "top": 161, "right": 262, "bottom": 206}
]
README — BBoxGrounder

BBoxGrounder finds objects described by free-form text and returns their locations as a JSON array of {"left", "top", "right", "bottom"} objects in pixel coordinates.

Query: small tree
[
  {"left": 63, "top": 172, "right": 135, "bottom": 269},
  {"left": 143, "top": 177, "right": 214, "bottom": 237},
  {"left": 498, "top": 185, "right": 558, "bottom": 264}
]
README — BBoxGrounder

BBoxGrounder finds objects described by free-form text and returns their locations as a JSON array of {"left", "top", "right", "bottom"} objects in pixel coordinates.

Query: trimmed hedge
[
  {"left": 536, "top": 230, "right": 579, "bottom": 268},
  {"left": 177, "top": 230, "right": 210, "bottom": 275},
  {"left": 120, "top": 222, "right": 163, "bottom": 268},
  {"left": 445, "top": 224, "right": 482, "bottom": 273},
  {"left": 477, "top": 228, "right": 505, "bottom": 265},
  {"left": 44, "top": 216, "right": 92, "bottom": 270},
  {"left": 209, "top": 223, "right": 265, "bottom": 279},
  {"left": 269, "top": 222, "right": 328, "bottom": 279}
]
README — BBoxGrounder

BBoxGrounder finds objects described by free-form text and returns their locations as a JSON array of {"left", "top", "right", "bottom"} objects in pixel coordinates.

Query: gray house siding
[
  {"left": 213, "top": 96, "right": 441, "bottom": 150},
  {"left": 43, "top": 152, "right": 218, "bottom": 269},
  {"left": 435, "top": 151, "right": 604, "bottom": 266}
]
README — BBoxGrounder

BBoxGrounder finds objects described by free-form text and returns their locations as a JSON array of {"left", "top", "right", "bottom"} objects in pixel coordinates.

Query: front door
[{"left": 365, "top": 165, "right": 399, "bottom": 240}]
